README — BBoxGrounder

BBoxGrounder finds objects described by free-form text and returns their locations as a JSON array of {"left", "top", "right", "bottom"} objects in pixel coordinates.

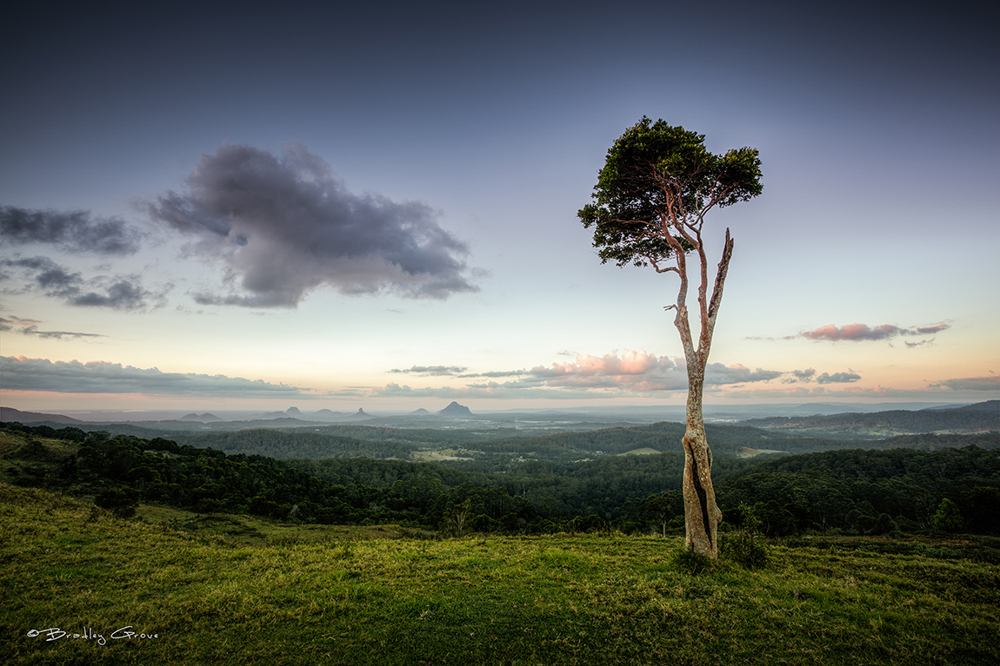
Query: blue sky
[{"left": 2, "top": 0, "right": 997, "bottom": 413}]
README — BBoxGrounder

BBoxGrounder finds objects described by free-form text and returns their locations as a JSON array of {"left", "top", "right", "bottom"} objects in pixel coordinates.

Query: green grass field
[{"left": 2, "top": 483, "right": 998, "bottom": 665}]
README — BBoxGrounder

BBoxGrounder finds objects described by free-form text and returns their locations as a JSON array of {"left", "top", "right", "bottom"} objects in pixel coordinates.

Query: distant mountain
[
  {"left": 180, "top": 413, "right": 222, "bottom": 422},
  {"left": 438, "top": 401, "right": 473, "bottom": 417},
  {"left": 410, "top": 408, "right": 431, "bottom": 415},
  {"left": 349, "top": 408, "right": 372, "bottom": 419},
  {"left": 742, "top": 401, "right": 998, "bottom": 437},
  {"left": 285, "top": 407, "right": 303, "bottom": 417},
  {"left": 0, "top": 407, "right": 83, "bottom": 424},
  {"left": 312, "top": 409, "right": 345, "bottom": 421},
  {"left": 946, "top": 400, "right": 998, "bottom": 412},
  {"left": 257, "top": 411, "right": 290, "bottom": 420}
]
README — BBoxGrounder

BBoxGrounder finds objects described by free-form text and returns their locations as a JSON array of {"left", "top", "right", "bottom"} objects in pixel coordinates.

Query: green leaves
[{"left": 579, "top": 117, "right": 762, "bottom": 268}]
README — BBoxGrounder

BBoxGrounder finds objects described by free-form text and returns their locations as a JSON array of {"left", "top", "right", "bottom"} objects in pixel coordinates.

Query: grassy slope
[{"left": 2, "top": 484, "right": 999, "bottom": 666}]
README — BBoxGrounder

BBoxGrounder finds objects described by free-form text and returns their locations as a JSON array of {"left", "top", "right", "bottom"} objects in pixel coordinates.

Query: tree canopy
[{"left": 579, "top": 117, "right": 762, "bottom": 272}]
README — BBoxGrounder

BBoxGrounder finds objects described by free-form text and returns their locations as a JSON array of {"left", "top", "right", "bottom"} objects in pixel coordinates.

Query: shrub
[
  {"left": 933, "top": 498, "right": 964, "bottom": 532},
  {"left": 720, "top": 502, "right": 769, "bottom": 569},
  {"left": 672, "top": 546, "right": 712, "bottom": 575},
  {"left": 94, "top": 486, "right": 140, "bottom": 519}
]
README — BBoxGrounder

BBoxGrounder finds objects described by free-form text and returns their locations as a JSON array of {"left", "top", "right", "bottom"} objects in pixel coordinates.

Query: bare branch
[{"left": 707, "top": 228, "right": 734, "bottom": 322}]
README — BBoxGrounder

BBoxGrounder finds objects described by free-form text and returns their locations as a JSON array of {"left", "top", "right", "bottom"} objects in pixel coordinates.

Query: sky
[{"left": 1, "top": 0, "right": 997, "bottom": 415}]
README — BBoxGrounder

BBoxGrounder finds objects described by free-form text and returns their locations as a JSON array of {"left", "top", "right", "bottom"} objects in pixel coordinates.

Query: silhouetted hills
[
  {"left": 941, "top": 400, "right": 998, "bottom": 412},
  {"left": 0, "top": 407, "right": 83, "bottom": 424},
  {"left": 743, "top": 400, "right": 998, "bottom": 438},
  {"left": 180, "top": 413, "right": 222, "bottom": 422}
]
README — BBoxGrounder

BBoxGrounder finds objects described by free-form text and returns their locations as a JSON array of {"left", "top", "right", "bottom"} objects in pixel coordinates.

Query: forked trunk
[{"left": 672, "top": 231, "right": 732, "bottom": 559}]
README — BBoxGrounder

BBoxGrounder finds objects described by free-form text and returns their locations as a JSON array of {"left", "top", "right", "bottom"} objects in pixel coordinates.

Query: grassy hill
[{"left": 2, "top": 483, "right": 999, "bottom": 665}]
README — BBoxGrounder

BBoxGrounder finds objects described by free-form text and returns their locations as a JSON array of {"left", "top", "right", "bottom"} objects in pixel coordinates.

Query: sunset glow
[{"left": 1, "top": 2, "right": 996, "bottom": 416}]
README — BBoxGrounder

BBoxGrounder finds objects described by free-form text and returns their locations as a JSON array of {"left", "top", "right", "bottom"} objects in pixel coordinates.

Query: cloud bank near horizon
[
  {"left": 1, "top": 355, "right": 307, "bottom": 397},
  {"left": 375, "top": 350, "right": 787, "bottom": 399},
  {"left": 147, "top": 143, "right": 479, "bottom": 307},
  {"left": 4, "top": 352, "right": 994, "bottom": 405}
]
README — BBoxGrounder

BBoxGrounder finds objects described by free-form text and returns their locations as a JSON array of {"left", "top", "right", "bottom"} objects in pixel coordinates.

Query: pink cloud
[
  {"left": 532, "top": 350, "right": 672, "bottom": 380},
  {"left": 800, "top": 323, "right": 949, "bottom": 342},
  {"left": 372, "top": 351, "right": 786, "bottom": 399},
  {"left": 526, "top": 352, "right": 781, "bottom": 391}
]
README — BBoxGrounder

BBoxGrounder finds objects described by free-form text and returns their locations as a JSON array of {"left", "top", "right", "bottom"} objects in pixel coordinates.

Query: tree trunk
[
  {"left": 681, "top": 377, "right": 722, "bottom": 558},
  {"left": 673, "top": 230, "right": 732, "bottom": 560}
]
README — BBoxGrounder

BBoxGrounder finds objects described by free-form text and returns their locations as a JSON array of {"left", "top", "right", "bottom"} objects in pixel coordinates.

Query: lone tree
[{"left": 579, "top": 117, "right": 762, "bottom": 558}]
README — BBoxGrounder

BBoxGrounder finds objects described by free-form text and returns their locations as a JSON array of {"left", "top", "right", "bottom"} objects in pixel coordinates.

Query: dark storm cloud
[
  {"left": 148, "top": 143, "right": 479, "bottom": 307},
  {"left": 1, "top": 355, "right": 307, "bottom": 397},
  {"left": 6, "top": 256, "right": 168, "bottom": 311},
  {"left": 1, "top": 206, "right": 143, "bottom": 255}
]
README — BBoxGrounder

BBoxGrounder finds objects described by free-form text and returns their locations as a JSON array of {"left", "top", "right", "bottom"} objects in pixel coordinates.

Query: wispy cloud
[
  {"left": 1, "top": 356, "right": 308, "bottom": 397},
  {"left": 389, "top": 365, "right": 468, "bottom": 376},
  {"left": 0, "top": 316, "right": 104, "bottom": 340},
  {"left": 799, "top": 323, "right": 950, "bottom": 342},
  {"left": 1, "top": 206, "right": 144, "bottom": 256},
  {"left": 816, "top": 371, "right": 862, "bottom": 384},
  {"left": 4, "top": 256, "right": 169, "bottom": 311},
  {"left": 148, "top": 143, "right": 480, "bottom": 307},
  {"left": 458, "top": 370, "right": 527, "bottom": 378},
  {"left": 782, "top": 367, "right": 861, "bottom": 384},
  {"left": 929, "top": 375, "right": 1000, "bottom": 392}
]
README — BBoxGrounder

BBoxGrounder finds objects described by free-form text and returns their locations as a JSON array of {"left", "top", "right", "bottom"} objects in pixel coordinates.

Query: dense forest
[
  {"left": 138, "top": 424, "right": 1000, "bottom": 465},
  {"left": 3, "top": 421, "right": 997, "bottom": 537}
]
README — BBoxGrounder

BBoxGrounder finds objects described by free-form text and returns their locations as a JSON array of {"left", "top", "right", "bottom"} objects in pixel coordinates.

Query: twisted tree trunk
[
  {"left": 672, "top": 229, "right": 733, "bottom": 559},
  {"left": 680, "top": 370, "right": 722, "bottom": 557}
]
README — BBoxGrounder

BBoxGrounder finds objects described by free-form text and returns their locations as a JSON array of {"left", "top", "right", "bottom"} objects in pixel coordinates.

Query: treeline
[
  {"left": 2, "top": 422, "right": 997, "bottom": 536},
  {"left": 285, "top": 454, "right": 752, "bottom": 520},
  {"left": 1, "top": 425, "right": 536, "bottom": 530},
  {"left": 169, "top": 429, "right": 420, "bottom": 460},
  {"left": 6, "top": 419, "right": 995, "bottom": 466},
  {"left": 711, "top": 447, "right": 1000, "bottom": 536}
]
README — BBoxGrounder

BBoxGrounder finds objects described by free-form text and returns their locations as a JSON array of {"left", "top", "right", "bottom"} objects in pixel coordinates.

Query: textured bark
[
  {"left": 672, "top": 229, "right": 733, "bottom": 559},
  {"left": 680, "top": 377, "right": 722, "bottom": 557}
]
